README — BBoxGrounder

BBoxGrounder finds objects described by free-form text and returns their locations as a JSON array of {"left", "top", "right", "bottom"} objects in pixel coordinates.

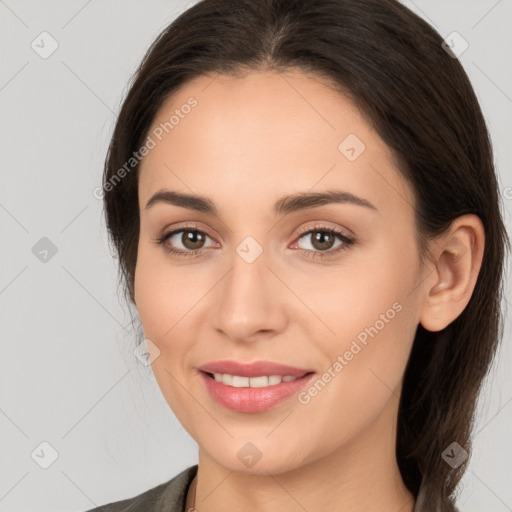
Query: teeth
[{"left": 212, "top": 373, "right": 302, "bottom": 388}]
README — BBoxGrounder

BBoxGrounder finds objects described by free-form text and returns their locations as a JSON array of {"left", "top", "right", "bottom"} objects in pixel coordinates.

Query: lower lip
[{"left": 199, "top": 371, "right": 316, "bottom": 413}]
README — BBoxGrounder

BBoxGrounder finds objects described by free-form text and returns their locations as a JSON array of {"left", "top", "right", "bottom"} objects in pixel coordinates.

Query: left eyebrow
[
  {"left": 273, "top": 190, "right": 378, "bottom": 216},
  {"left": 144, "top": 189, "right": 378, "bottom": 216}
]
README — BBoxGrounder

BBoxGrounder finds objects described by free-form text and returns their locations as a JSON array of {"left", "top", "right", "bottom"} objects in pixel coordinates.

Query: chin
[{"left": 199, "top": 438, "right": 313, "bottom": 476}]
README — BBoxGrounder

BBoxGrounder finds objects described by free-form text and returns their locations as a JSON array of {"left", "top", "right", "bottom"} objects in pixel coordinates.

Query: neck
[{"left": 190, "top": 396, "right": 414, "bottom": 512}]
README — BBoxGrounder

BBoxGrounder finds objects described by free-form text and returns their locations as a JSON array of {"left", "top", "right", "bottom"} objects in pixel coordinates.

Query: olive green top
[{"left": 85, "top": 464, "right": 460, "bottom": 512}]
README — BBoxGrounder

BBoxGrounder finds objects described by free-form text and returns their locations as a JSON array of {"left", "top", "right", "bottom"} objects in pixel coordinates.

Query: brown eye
[
  {"left": 157, "top": 228, "right": 216, "bottom": 255},
  {"left": 180, "top": 230, "right": 207, "bottom": 250},
  {"left": 296, "top": 228, "right": 346, "bottom": 252},
  {"left": 309, "top": 230, "right": 336, "bottom": 251},
  {"left": 291, "top": 226, "right": 356, "bottom": 260}
]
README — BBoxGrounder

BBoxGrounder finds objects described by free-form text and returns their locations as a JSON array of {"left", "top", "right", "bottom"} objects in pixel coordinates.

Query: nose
[{"left": 210, "top": 246, "right": 289, "bottom": 343}]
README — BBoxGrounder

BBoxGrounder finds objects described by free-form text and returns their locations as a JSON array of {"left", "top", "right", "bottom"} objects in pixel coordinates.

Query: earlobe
[{"left": 419, "top": 215, "right": 485, "bottom": 332}]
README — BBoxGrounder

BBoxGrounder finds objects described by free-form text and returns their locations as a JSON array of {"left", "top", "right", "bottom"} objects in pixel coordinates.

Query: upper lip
[{"left": 198, "top": 360, "right": 315, "bottom": 378}]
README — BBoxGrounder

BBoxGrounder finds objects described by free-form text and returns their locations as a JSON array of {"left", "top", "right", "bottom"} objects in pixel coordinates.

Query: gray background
[{"left": 0, "top": 0, "right": 511, "bottom": 510}]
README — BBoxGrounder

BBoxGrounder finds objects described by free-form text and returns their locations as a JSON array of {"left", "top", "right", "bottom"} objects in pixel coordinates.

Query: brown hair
[{"left": 101, "top": 0, "right": 509, "bottom": 509}]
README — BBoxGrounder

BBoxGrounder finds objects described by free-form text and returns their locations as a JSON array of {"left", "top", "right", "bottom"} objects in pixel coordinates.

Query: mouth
[
  {"left": 202, "top": 371, "right": 315, "bottom": 388},
  {"left": 198, "top": 359, "right": 315, "bottom": 378},
  {"left": 198, "top": 369, "right": 316, "bottom": 413}
]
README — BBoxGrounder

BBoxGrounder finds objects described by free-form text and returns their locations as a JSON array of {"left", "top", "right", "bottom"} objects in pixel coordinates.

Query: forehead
[
  {"left": 146, "top": 69, "right": 368, "bottom": 152},
  {"left": 138, "top": 70, "right": 414, "bottom": 216}
]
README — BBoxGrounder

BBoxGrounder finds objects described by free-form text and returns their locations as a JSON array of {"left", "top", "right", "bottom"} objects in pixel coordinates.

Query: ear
[{"left": 419, "top": 214, "right": 485, "bottom": 332}]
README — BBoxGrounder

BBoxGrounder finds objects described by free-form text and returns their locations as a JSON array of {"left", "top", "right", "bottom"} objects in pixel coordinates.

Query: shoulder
[{"left": 84, "top": 464, "right": 198, "bottom": 512}]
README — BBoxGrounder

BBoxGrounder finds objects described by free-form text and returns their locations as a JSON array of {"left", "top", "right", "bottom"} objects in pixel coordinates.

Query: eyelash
[{"left": 153, "top": 223, "right": 355, "bottom": 261}]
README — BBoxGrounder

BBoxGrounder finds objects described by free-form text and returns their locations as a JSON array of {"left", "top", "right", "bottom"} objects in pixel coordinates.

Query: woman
[{"left": 87, "top": 0, "right": 509, "bottom": 510}]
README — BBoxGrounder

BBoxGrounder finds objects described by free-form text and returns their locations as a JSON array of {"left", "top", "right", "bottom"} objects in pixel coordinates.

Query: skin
[{"left": 133, "top": 69, "right": 485, "bottom": 512}]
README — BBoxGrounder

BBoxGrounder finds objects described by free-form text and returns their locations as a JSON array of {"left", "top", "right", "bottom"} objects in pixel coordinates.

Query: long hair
[{"left": 100, "top": 1, "right": 509, "bottom": 509}]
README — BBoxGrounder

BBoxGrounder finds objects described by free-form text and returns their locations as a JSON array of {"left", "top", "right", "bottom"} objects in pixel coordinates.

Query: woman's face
[{"left": 134, "top": 69, "right": 428, "bottom": 474}]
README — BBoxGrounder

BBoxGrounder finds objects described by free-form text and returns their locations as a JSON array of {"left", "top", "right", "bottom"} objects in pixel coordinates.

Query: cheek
[
  {"left": 294, "top": 234, "right": 420, "bottom": 349},
  {"left": 134, "top": 242, "right": 194, "bottom": 334},
  {"left": 301, "top": 236, "right": 420, "bottom": 411},
  {"left": 133, "top": 247, "right": 200, "bottom": 428},
  {"left": 133, "top": 245, "right": 189, "bottom": 361}
]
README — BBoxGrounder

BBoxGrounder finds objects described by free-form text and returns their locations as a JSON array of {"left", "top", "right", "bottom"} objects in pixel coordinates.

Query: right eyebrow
[{"left": 145, "top": 190, "right": 219, "bottom": 215}]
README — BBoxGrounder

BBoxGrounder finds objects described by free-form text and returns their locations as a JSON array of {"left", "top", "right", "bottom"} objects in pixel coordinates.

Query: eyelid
[
  {"left": 158, "top": 221, "right": 352, "bottom": 243},
  {"left": 293, "top": 221, "right": 353, "bottom": 239},
  {"left": 155, "top": 220, "right": 356, "bottom": 259},
  {"left": 159, "top": 221, "right": 218, "bottom": 240},
  {"left": 152, "top": 221, "right": 218, "bottom": 253}
]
